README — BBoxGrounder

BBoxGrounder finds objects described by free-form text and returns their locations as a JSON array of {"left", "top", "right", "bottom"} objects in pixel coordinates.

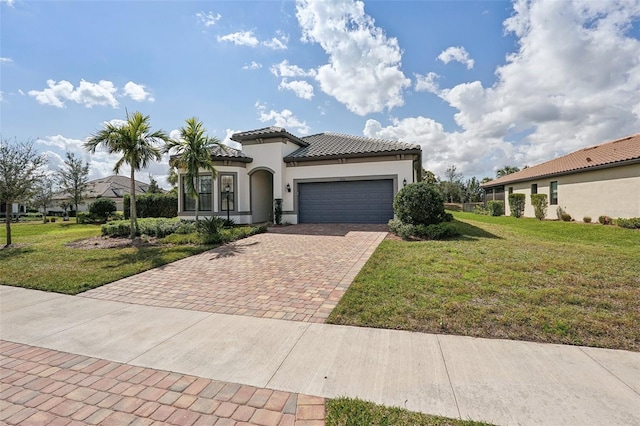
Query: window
[
  {"left": 550, "top": 181, "right": 558, "bottom": 205},
  {"left": 182, "top": 175, "right": 212, "bottom": 211},
  {"left": 531, "top": 184, "right": 538, "bottom": 194},
  {"left": 508, "top": 187, "right": 514, "bottom": 195},
  {"left": 220, "top": 174, "right": 235, "bottom": 212}
]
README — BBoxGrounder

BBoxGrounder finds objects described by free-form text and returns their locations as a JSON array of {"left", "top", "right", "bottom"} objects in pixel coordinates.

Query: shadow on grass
[
  {"left": 0, "top": 245, "right": 35, "bottom": 259},
  {"left": 451, "top": 219, "right": 501, "bottom": 240}
]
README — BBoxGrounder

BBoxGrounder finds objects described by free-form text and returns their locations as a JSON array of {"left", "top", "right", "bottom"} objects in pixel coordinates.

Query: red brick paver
[
  {"left": 81, "top": 225, "right": 387, "bottom": 323},
  {"left": 0, "top": 340, "right": 325, "bottom": 425}
]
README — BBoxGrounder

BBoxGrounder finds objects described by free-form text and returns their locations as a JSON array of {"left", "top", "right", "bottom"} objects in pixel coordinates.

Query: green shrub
[
  {"left": 531, "top": 194, "right": 548, "bottom": 220},
  {"left": 583, "top": 216, "right": 592, "bottom": 223},
  {"left": 102, "top": 218, "right": 186, "bottom": 238},
  {"left": 414, "top": 223, "right": 460, "bottom": 239},
  {"left": 599, "top": 215, "right": 612, "bottom": 225},
  {"left": 508, "top": 193, "right": 526, "bottom": 218},
  {"left": 393, "top": 182, "right": 448, "bottom": 225},
  {"left": 615, "top": 217, "right": 640, "bottom": 229},
  {"left": 274, "top": 198, "right": 283, "bottom": 225},
  {"left": 77, "top": 212, "right": 89, "bottom": 224},
  {"left": 123, "top": 192, "right": 178, "bottom": 219},
  {"left": 473, "top": 205, "right": 490, "bottom": 215},
  {"left": 486, "top": 200, "right": 504, "bottom": 216},
  {"left": 89, "top": 198, "right": 117, "bottom": 222},
  {"left": 556, "top": 207, "right": 572, "bottom": 221}
]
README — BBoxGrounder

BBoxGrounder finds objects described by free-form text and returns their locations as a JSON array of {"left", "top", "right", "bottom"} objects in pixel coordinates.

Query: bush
[
  {"left": 508, "top": 193, "right": 526, "bottom": 218},
  {"left": 556, "top": 207, "right": 572, "bottom": 221},
  {"left": 486, "top": 200, "right": 504, "bottom": 216},
  {"left": 414, "top": 223, "right": 460, "bottom": 239},
  {"left": 615, "top": 217, "right": 640, "bottom": 229},
  {"left": 123, "top": 192, "right": 178, "bottom": 219},
  {"left": 77, "top": 212, "right": 89, "bottom": 224},
  {"left": 274, "top": 198, "right": 283, "bottom": 225},
  {"left": 393, "top": 183, "right": 448, "bottom": 225},
  {"left": 473, "top": 205, "right": 490, "bottom": 215},
  {"left": 89, "top": 198, "right": 117, "bottom": 222},
  {"left": 583, "top": 216, "right": 592, "bottom": 223},
  {"left": 599, "top": 215, "right": 612, "bottom": 225},
  {"left": 102, "top": 218, "right": 188, "bottom": 238},
  {"left": 531, "top": 194, "right": 548, "bottom": 220}
]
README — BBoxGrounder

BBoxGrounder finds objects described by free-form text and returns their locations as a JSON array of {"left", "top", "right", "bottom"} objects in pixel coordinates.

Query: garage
[{"left": 298, "top": 179, "right": 394, "bottom": 224}]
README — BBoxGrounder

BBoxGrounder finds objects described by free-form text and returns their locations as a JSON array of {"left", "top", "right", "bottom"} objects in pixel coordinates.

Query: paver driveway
[{"left": 81, "top": 225, "right": 387, "bottom": 323}]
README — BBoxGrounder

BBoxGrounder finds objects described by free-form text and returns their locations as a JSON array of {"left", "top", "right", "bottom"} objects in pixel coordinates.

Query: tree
[
  {"left": 85, "top": 111, "right": 170, "bottom": 239},
  {"left": 89, "top": 198, "right": 117, "bottom": 222},
  {"left": 496, "top": 165, "right": 520, "bottom": 178},
  {"left": 59, "top": 200, "right": 72, "bottom": 219},
  {"left": 462, "top": 177, "right": 483, "bottom": 203},
  {"left": 439, "top": 165, "right": 464, "bottom": 203},
  {"left": 393, "top": 182, "right": 448, "bottom": 225},
  {"left": 421, "top": 169, "right": 438, "bottom": 185},
  {"left": 167, "top": 166, "right": 179, "bottom": 188},
  {"left": 0, "top": 139, "right": 47, "bottom": 247},
  {"left": 32, "top": 176, "right": 55, "bottom": 223},
  {"left": 58, "top": 152, "right": 90, "bottom": 223},
  {"left": 164, "top": 117, "right": 223, "bottom": 223},
  {"left": 147, "top": 173, "right": 162, "bottom": 193},
  {"left": 481, "top": 177, "right": 493, "bottom": 184}
]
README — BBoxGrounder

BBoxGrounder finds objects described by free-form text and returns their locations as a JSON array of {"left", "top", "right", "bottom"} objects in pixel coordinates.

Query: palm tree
[
  {"left": 164, "top": 117, "right": 223, "bottom": 223},
  {"left": 84, "top": 111, "right": 170, "bottom": 239},
  {"left": 496, "top": 165, "right": 520, "bottom": 178}
]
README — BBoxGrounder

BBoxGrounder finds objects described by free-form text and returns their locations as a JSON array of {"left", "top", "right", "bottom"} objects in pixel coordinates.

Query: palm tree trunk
[
  {"left": 193, "top": 176, "right": 199, "bottom": 224},
  {"left": 130, "top": 168, "right": 137, "bottom": 239},
  {"left": 5, "top": 201, "right": 12, "bottom": 247}
]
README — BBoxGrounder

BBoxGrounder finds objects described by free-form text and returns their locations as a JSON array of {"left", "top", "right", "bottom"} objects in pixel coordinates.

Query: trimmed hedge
[
  {"left": 531, "top": 194, "right": 548, "bottom": 220},
  {"left": 393, "top": 183, "right": 448, "bottom": 225},
  {"left": 123, "top": 192, "right": 178, "bottom": 219},
  {"left": 487, "top": 200, "right": 504, "bottom": 216},
  {"left": 102, "top": 218, "right": 193, "bottom": 238},
  {"left": 508, "top": 193, "right": 526, "bottom": 218},
  {"left": 388, "top": 219, "right": 460, "bottom": 240},
  {"left": 615, "top": 217, "right": 640, "bottom": 229}
]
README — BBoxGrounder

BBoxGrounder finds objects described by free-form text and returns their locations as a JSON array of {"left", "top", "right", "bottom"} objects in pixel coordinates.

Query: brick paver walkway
[
  {"left": 81, "top": 225, "right": 387, "bottom": 323},
  {"left": 0, "top": 340, "right": 325, "bottom": 425}
]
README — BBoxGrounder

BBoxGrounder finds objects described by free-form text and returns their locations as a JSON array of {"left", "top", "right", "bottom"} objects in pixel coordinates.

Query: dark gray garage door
[{"left": 298, "top": 180, "right": 394, "bottom": 224}]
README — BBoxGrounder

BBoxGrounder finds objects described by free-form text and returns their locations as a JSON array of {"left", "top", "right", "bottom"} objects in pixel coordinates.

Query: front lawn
[
  {"left": 326, "top": 397, "right": 492, "bottom": 426},
  {"left": 0, "top": 222, "right": 216, "bottom": 294},
  {"left": 328, "top": 213, "right": 640, "bottom": 351}
]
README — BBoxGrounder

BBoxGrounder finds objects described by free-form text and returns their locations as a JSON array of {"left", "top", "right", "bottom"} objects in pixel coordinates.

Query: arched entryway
[{"left": 250, "top": 168, "right": 274, "bottom": 223}]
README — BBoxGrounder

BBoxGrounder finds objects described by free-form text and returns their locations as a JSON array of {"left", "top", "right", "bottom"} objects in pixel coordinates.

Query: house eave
[
  {"left": 283, "top": 149, "right": 422, "bottom": 163},
  {"left": 480, "top": 157, "right": 640, "bottom": 189}
]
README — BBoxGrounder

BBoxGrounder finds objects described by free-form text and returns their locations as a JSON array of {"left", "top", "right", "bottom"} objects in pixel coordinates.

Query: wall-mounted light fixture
[
  {"left": 286, "top": 183, "right": 291, "bottom": 193},
  {"left": 403, "top": 178, "right": 407, "bottom": 186}
]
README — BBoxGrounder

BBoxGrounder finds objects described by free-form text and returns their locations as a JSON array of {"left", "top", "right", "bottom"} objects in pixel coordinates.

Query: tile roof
[
  {"left": 482, "top": 133, "right": 640, "bottom": 187},
  {"left": 231, "top": 127, "right": 308, "bottom": 147},
  {"left": 53, "top": 175, "right": 151, "bottom": 200},
  {"left": 284, "top": 132, "right": 422, "bottom": 161},
  {"left": 209, "top": 144, "right": 252, "bottom": 162}
]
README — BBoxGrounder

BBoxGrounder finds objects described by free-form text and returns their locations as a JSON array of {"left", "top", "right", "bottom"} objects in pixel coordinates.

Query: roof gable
[
  {"left": 231, "top": 127, "right": 308, "bottom": 147},
  {"left": 482, "top": 133, "right": 640, "bottom": 187}
]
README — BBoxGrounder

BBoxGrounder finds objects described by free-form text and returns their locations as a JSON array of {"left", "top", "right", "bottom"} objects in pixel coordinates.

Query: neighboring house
[
  {"left": 51, "top": 175, "right": 153, "bottom": 214},
  {"left": 481, "top": 133, "right": 640, "bottom": 220},
  {"left": 175, "top": 127, "right": 422, "bottom": 224},
  {"left": 1, "top": 201, "right": 26, "bottom": 219}
]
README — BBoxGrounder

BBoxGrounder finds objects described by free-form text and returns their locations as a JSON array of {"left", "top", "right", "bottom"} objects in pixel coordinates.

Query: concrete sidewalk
[{"left": 2, "top": 285, "right": 639, "bottom": 425}]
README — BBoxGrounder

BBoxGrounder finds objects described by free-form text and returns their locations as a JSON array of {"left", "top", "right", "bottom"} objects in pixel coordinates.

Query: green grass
[
  {"left": 328, "top": 212, "right": 640, "bottom": 351},
  {"left": 0, "top": 222, "right": 214, "bottom": 294},
  {"left": 326, "top": 397, "right": 493, "bottom": 426}
]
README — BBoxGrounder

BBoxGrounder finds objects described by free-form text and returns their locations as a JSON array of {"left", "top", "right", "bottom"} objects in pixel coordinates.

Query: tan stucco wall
[{"left": 504, "top": 163, "right": 640, "bottom": 220}]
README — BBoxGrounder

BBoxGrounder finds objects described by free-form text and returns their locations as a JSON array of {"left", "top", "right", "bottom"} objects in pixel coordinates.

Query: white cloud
[
  {"left": 256, "top": 102, "right": 310, "bottom": 134},
  {"left": 0, "top": 57, "right": 13, "bottom": 63},
  {"left": 105, "top": 118, "right": 128, "bottom": 128},
  {"left": 295, "top": 0, "right": 411, "bottom": 116},
  {"left": 243, "top": 61, "right": 262, "bottom": 70},
  {"left": 263, "top": 32, "right": 289, "bottom": 50},
  {"left": 437, "top": 46, "right": 475, "bottom": 69},
  {"left": 278, "top": 79, "right": 315, "bottom": 100},
  {"left": 196, "top": 11, "right": 221, "bottom": 27},
  {"left": 415, "top": 72, "right": 440, "bottom": 93},
  {"left": 28, "top": 79, "right": 119, "bottom": 108},
  {"left": 222, "top": 129, "right": 242, "bottom": 150},
  {"left": 0, "top": 0, "right": 15, "bottom": 7},
  {"left": 372, "top": 0, "right": 640, "bottom": 178},
  {"left": 18, "top": 89, "right": 25, "bottom": 96},
  {"left": 270, "top": 60, "right": 316, "bottom": 78},
  {"left": 217, "top": 31, "right": 260, "bottom": 47},
  {"left": 123, "top": 81, "right": 155, "bottom": 102}
]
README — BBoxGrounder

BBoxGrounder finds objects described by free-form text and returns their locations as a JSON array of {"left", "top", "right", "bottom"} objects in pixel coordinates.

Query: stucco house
[
  {"left": 176, "top": 127, "right": 422, "bottom": 224},
  {"left": 481, "top": 133, "right": 640, "bottom": 220},
  {"left": 51, "top": 175, "right": 154, "bottom": 214}
]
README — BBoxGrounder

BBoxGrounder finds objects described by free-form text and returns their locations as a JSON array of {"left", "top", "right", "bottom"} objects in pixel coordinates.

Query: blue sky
[{"left": 1, "top": 0, "right": 639, "bottom": 187}]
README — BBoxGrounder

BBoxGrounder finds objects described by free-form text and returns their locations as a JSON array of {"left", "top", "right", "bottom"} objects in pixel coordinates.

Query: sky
[{"left": 1, "top": 0, "right": 639, "bottom": 188}]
